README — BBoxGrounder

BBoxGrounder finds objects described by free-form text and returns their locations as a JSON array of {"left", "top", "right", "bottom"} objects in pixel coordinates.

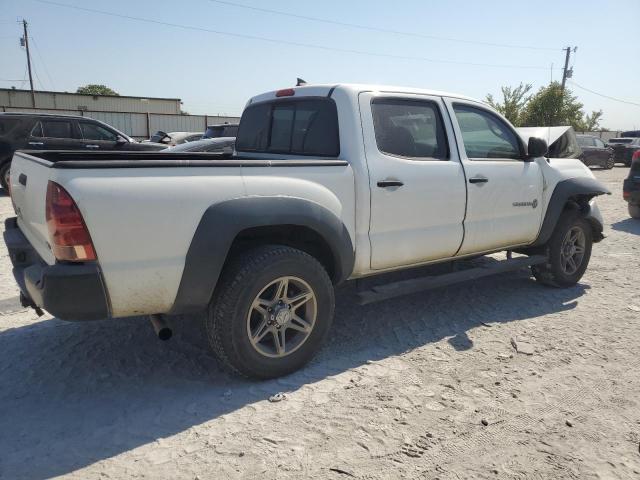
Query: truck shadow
[
  {"left": 0, "top": 270, "right": 586, "bottom": 480},
  {"left": 611, "top": 218, "right": 640, "bottom": 235}
]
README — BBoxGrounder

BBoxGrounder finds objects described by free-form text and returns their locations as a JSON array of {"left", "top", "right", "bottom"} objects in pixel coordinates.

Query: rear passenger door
[
  {"left": 30, "top": 119, "right": 79, "bottom": 150},
  {"left": 444, "top": 99, "right": 544, "bottom": 255},
  {"left": 359, "top": 93, "right": 467, "bottom": 270}
]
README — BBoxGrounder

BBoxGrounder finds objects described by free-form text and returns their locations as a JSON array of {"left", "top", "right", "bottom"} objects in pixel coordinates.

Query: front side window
[
  {"left": 236, "top": 98, "right": 339, "bottom": 156},
  {"left": 42, "top": 120, "right": 74, "bottom": 139},
  {"left": 80, "top": 122, "right": 118, "bottom": 141},
  {"left": 371, "top": 99, "right": 448, "bottom": 159},
  {"left": 453, "top": 104, "right": 522, "bottom": 160}
]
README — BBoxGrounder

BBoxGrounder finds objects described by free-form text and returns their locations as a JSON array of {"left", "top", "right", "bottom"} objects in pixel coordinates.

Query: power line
[
  {"left": 34, "top": 0, "right": 548, "bottom": 70},
  {"left": 30, "top": 36, "right": 56, "bottom": 90},
  {"left": 208, "top": 0, "right": 560, "bottom": 52},
  {"left": 568, "top": 80, "right": 640, "bottom": 107}
]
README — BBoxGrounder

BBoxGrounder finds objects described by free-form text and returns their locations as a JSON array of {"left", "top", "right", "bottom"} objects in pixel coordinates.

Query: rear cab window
[
  {"left": 236, "top": 97, "right": 339, "bottom": 157},
  {"left": 371, "top": 98, "right": 449, "bottom": 160}
]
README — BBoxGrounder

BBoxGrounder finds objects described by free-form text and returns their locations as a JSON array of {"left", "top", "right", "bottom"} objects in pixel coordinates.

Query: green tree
[
  {"left": 76, "top": 84, "right": 119, "bottom": 96},
  {"left": 520, "top": 82, "right": 583, "bottom": 128},
  {"left": 576, "top": 110, "right": 603, "bottom": 132},
  {"left": 485, "top": 82, "right": 532, "bottom": 126}
]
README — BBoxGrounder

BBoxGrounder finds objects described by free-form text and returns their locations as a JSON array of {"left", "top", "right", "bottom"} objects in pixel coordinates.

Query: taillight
[
  {"left": 45, "top": 181, "right": 96, "bottom": 262},
  {"left": 633, "top": 150, "right": 640, "bottom": 161}
]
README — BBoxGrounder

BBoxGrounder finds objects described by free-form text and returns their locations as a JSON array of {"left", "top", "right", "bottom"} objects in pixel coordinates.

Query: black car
[
  {"left": 0, "top": 113, "right": 165, "bottom": 192},
  {"left": 608, "top": 137, "right": 640, "bottom": 167},
  {"left": 203, "top": 123, "right": 239, "bottom": 139},
  {"left": 623, "top": 150, "right": 640, "bottom": 218},
  {"left": 576, "top": 134, "right": 614, "bottom": 169}
]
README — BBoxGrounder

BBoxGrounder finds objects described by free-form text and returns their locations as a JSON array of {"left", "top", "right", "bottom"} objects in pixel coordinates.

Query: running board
[{"left": 356, "top": 255, "right": 547, "bottom": 305}]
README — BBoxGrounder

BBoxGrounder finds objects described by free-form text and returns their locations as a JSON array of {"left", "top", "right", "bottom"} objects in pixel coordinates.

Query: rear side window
[
  {"left": 42, "top": 120, "right": 74, "bottom": 139},
  {"left": 453, "top": 104, "right": 522, "bottom": 160},
  {"left": 371, "top": 98, "right": 449, "bottom": 159},
  {"left": 577, "top": 136, "right": 595, "bottom": 147},
  {"left": 236, "top": 98, "right": 339, "bottom": 156}
]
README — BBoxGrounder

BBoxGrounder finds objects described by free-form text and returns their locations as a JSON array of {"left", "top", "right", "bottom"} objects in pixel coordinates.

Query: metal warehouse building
[{"left": 0, "top": 88, "right": 240, "bottom": 139}]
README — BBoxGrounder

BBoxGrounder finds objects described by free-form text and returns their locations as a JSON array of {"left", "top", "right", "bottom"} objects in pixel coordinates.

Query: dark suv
[
  {"left": 608, "top": 137, "right": 640, "bottom": 167},
  {"left": 0, "top": 113, "right": 165, "bottom": 192},
  {"left": 576, "top": 134, "right": 614, "bottom": 169},
  {"left": 623, "top": 151, "right": 640, "bottom": 218}
]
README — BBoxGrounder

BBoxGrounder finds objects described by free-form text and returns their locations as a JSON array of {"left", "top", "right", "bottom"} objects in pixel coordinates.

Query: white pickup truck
[{"left": 4, "top": 84, "right": 609, "bottom": 379}]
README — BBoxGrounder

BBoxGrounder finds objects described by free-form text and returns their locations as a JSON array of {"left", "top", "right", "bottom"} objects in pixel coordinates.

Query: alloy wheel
[
  {"left": 560, "top": 226, "right": 586, "bottom": 275},
  {"left": 246, "top": 276, "right": 317, "bottom": 358}
]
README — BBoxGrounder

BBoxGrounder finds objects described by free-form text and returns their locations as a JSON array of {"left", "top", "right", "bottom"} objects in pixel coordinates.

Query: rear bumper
[{"left": 3, "top": 217, "right": 110, "bottom": 321}]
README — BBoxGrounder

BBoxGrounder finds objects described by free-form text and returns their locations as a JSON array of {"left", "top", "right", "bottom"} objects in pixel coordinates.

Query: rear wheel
[
  {"left": 629, "top": 204, "right": 640, "bottom": 219},
  {"left": 205, "top": 245, "right": 335, "bottom": 379},
  {"left": 532, "top": 211, "right": 593, "bottom": 287},
  {"left": 0, "top": 162, "right": 10, "bottom": 194}
]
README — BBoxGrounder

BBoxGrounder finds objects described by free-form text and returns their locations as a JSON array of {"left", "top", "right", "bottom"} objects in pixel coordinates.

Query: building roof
[{"left": 0, "top": 87, "right": 181, "bottom": 102}]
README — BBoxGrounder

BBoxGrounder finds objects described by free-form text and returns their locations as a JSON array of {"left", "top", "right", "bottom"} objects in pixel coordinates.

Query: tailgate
[{"left": 9, "top": 151, "right": 56, "bottom": 265}]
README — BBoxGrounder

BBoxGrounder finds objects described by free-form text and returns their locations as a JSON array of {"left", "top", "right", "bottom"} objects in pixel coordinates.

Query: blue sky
[{"left": 1, "top": 0, "right": 638, "bottom": 129}]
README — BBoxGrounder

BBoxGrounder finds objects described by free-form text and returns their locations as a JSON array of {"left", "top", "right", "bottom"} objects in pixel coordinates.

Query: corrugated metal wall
[
  {"left": 2, "top": 107, "right": 240, "bottom": 139},
  {"left": 1, "top": 89, "right": 181, "bottom": 114}
]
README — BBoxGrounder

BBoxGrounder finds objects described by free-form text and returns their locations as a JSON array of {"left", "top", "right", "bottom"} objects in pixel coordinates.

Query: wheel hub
[{"left": 274, "top": 306, "right": 291, "bottom": 327}]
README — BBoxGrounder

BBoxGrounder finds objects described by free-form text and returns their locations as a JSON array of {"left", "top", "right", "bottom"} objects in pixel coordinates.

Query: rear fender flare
[{"left": 169, "top": 196, "right": 354, "bottom": 314}]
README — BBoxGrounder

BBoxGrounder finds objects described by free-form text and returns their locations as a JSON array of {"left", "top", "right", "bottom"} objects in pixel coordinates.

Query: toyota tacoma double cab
[{"left": 3, "top": 84, "right": 609, "bottom": 379}]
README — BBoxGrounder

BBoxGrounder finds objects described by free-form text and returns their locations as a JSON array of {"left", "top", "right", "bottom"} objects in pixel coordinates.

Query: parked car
[
  {"left": 148, "top": 131, "right": 203, "bottom": 146},
  {"left": 608, "top": 137, "right": 640, "bottom": 166},
  {"left": 517, "top": 126, "right": 582, "bottom": 159},
  {"left": 162, "top": 137, "right": 235, "bottom": 153},
  {"left": 623, "top": 150, "right": 640, "bottom": 218},
  {"left": 203, "top": 123, "right": 239, "bottom": 139},
  {"left": 0, "top": 112, "right": 165, "bottom": 192},
  {"left": 576, "top": 134, "right": 614, "bottom": 169},
  {"left": 4, "top": 83, "right": 608, "bottom": 379}
]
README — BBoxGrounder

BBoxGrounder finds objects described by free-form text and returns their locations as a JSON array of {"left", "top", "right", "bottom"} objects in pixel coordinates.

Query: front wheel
[
  {"left": 532, "top": 211, "right": 593, "bottom": 287},
  {"left": 605, "top": 155, "right": 615, "bottom": 170},
  {"left": 629, "top": 204, "right": 640, "bottom": 219},
  {"left": 206, "top": 245, "right": 335, "bottom": 379}
]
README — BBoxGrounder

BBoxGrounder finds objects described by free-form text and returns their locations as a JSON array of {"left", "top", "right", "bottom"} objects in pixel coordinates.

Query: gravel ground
[{"left": 0, "top": 166, "right": 638, "bottom": 480}]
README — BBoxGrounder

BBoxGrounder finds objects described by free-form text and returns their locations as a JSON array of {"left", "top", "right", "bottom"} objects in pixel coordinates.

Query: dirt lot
[{"left": 0, "top": 166, "right": 638, "bottom": 480}]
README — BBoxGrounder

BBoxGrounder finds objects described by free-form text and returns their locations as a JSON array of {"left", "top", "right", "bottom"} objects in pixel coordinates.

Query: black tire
[
  {"left": 0, "top": 162, "right": 10, "bottom": 194},
  {"left": 531, "top": 211, "right": 593, "bottom": 288},
  {"left": 629, "top": 204, "right": 640, "bottom": 219},
  {"left": 205, "top": 245, "right": 335, "bottom": 379},
  {"left": 605, "top": 156, "right": 615, "bottom": 170}
]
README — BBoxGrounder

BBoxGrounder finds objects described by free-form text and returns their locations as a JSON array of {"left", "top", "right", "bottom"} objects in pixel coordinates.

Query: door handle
[
  {"left": 18, "top": 173, "right": 27, "bottom": 186},
  {"left": 85, "top": 144, "right": 100, "bottom": 149},
  {"left": 469, "top": 177, "right": 489, "bottom": 184},
  {"left": 377, "top": 180, "right": 404, "bottom": 188},
  {"left": 28, "top": 142, "right": 44, "bottom": 146}
]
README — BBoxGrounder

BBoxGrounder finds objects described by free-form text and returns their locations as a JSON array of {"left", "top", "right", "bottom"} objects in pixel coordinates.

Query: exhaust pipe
[{"left": 149, "top": 314, "right": 172, "bottom": 341}]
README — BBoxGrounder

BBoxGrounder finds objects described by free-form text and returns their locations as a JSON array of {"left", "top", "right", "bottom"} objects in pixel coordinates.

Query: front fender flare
[
  {"left": 532, "top": 177, "right": 610, "bottom": 247},
  {"left": 170, "top": 196, "right": 354, "bottom": 314}
]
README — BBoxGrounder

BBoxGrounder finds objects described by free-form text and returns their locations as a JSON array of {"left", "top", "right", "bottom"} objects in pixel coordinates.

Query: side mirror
[
  {"left": 527, "top": 136, "right": 548, "bottom": 160},
  {"left": 116, "top": 136, "right": 128, "bottom": 145}
]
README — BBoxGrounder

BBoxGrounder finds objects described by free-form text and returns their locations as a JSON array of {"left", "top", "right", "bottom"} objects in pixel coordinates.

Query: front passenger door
[
  {"left": 444, "top": 100, "right": 544, "bottom": 255},
  {"left": 78, "top": 121, "right": 120, "bottom": 150}
]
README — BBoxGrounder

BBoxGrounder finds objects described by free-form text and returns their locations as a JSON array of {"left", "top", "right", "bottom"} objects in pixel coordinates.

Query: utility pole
[
  {"left": 560, "top": 46, "right": 577, "bottom": 96},
  {"left": 21, "top": 19, "right": 36, "bottom": 107}
]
